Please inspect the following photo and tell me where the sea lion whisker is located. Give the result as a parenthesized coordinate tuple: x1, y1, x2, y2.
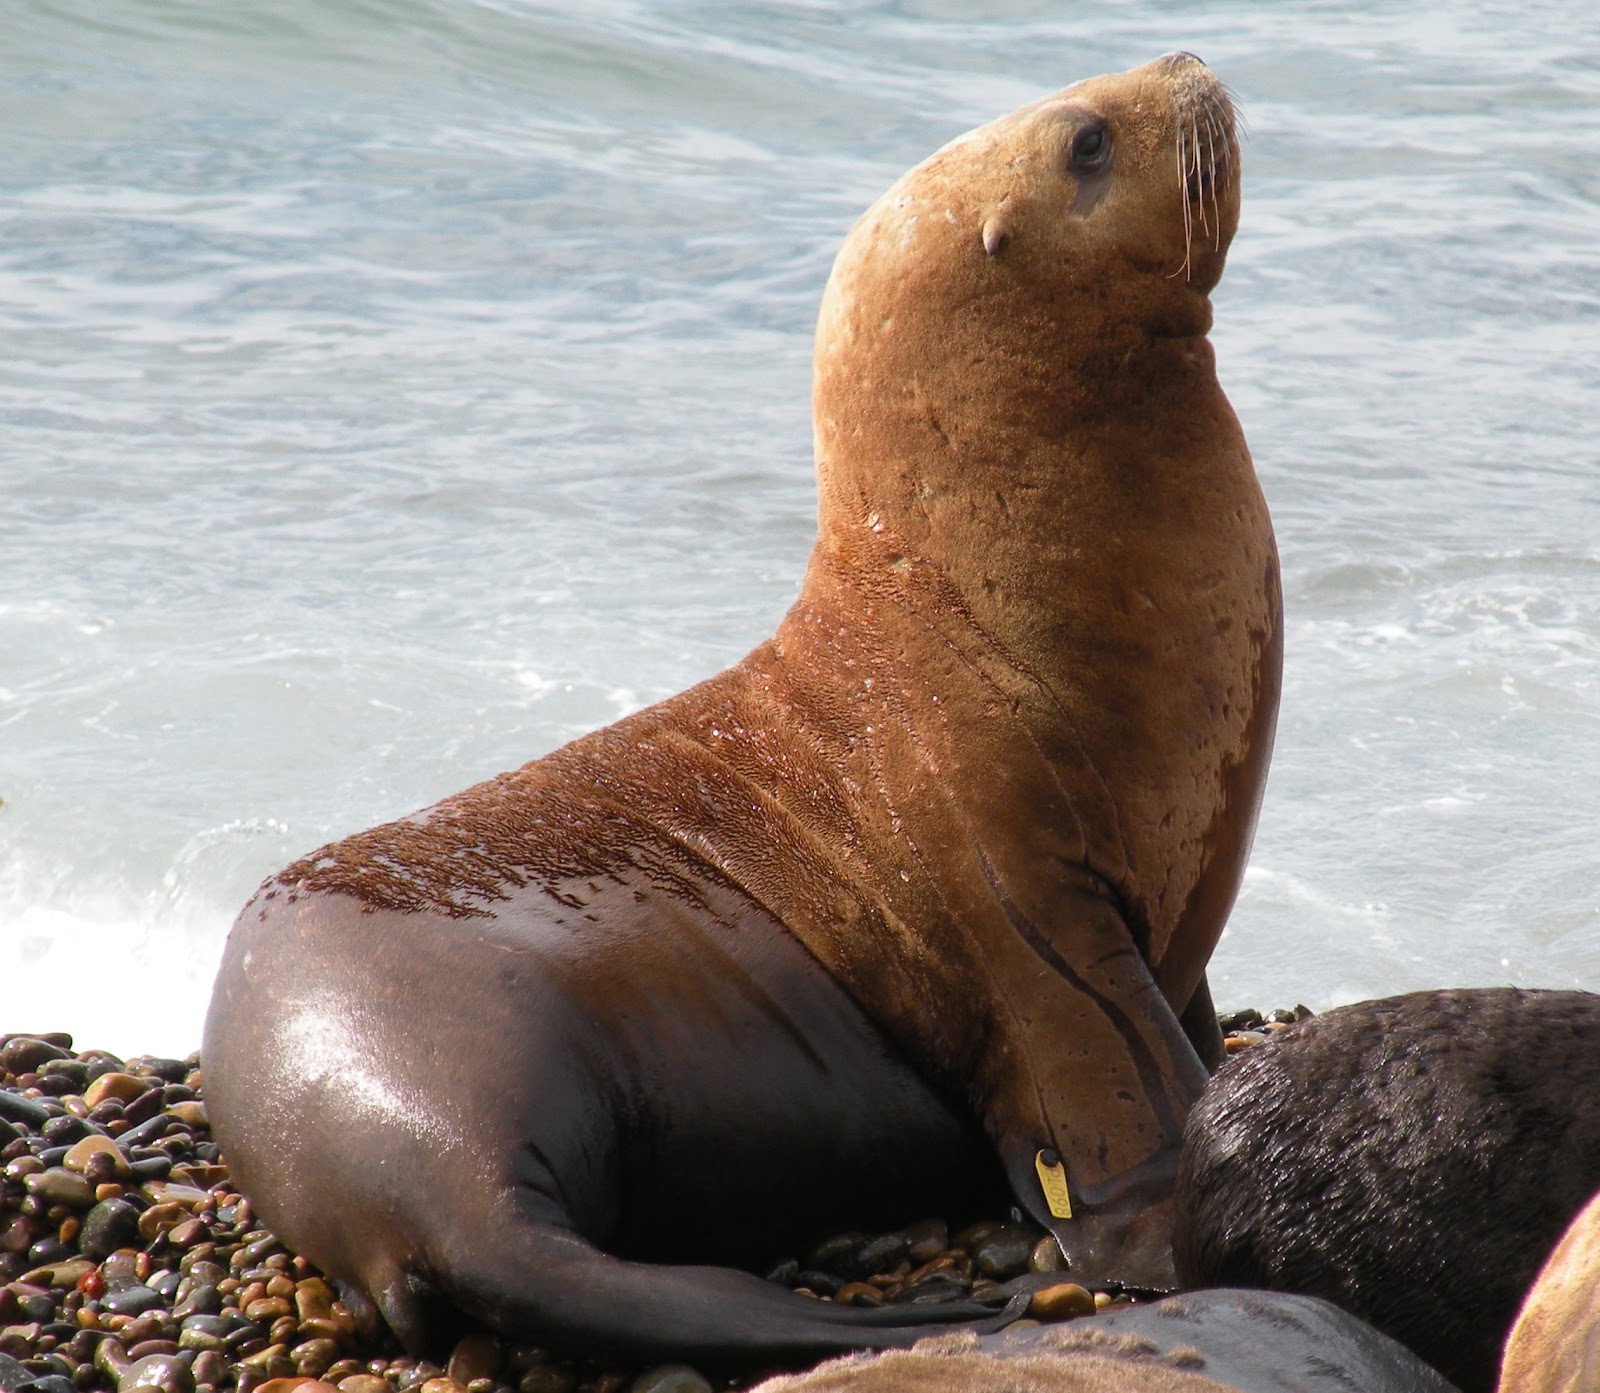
(1204, 113, 1222, 251)
(1174, 124, 1193, 280)
(1190, 112, 1209, 237)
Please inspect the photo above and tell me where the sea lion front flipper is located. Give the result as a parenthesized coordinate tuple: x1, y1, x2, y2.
(997, 1139, 1180, 1292)
(1179, 972, 1225, 1073)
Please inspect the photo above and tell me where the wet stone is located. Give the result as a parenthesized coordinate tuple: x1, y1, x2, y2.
(11, 1289, 56, 1321)
(120, 1352, 194, 1393)
(445, 1335, 499, 1387)
(120, 1090, 166, 1130)
(172, 1284, 221, 1320)
(0, 1040, 70, 1075)
(1027, 1235, 1065, 1273)
(119, 1318, 166, 1349)
(849, 1233, 910, 1277)
(290, 1341, 339, 1378)
(0, 1352, 30, 1392)
(804, 1233, 866, 1274)
(334, 1378, 388, 1393)
(0, 1094, 51, 1131)
(628, 1367, 713, 1393)
(128, 1340, 183, 1361)
(902, 1219, 947, 1265)
(189, 1351, 227, 1389)
(24, 1171, 95, 1210)
(64, 1136, 132, 1181)
(101, 1286, 166, 1318)
(81, 1200, 143, 1262)
(21, 1257, 93, 1289)
(971, 1225, 1036, 1280)
(516, 1369, 577, 1393)
(790, 1270, 841, 1297)
(138, 1206, 191, 1245)
(19, 1377, 73, 1393)
(40, 1115, 92, 1147)
(167, 1220, 208, 1250)
(1028, 1282, 1096, 1320)
(130, 1060, 189, 1086)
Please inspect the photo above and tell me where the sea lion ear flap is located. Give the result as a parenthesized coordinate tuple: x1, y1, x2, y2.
(982, 216, 1011, 257)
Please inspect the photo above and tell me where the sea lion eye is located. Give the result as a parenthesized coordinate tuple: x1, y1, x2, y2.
(1069, 121, 1112, 173)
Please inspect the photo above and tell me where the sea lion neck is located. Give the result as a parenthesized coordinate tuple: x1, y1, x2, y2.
(803, 273, 1238, 676)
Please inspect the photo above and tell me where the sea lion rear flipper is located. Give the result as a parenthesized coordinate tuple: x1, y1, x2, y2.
(440, 1224, 1025, 1364)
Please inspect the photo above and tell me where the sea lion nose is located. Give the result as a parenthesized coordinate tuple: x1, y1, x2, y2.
(1160, 51, 1207, 71)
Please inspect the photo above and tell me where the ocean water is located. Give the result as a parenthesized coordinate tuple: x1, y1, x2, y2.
(3, 1, 1597, 1058)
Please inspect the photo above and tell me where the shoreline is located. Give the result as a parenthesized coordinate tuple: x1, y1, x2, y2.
(0, 1015, 1299, 1393)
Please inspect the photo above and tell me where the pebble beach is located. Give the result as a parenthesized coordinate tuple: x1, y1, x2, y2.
(0, 1012, 1300, 1393)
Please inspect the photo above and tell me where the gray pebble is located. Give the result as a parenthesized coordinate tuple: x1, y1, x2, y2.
(629, 1366, 713, 1393)
(172, 1283, 222, 1319)
(850, 1233, 911, 1276)
(101, 1285, 167, 1318)
(791, 1269, 842, 1296)
(804, 1231, 866, 1273)
(0, 1037, 70, 1074)
(517, 1369, 577, 1393)
(0, 1353, 30, 1393)
(23, 1168, 95, 1208)
(81, 1199, 143, 1261)
(118, 1353, 193, 1393)
(0, 1090, 52, 1128)
(971, 1224, 1036, 1280)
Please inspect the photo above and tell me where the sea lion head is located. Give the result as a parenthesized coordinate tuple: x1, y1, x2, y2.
(812, 51, 1245, 549)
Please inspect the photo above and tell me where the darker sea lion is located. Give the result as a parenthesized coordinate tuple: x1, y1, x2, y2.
(205, 52, 1280, 1364)
(1174, 987, 1600, 1393)
(1499, 1186, 1600, 1390)
(748, 1290, 1458, 1392)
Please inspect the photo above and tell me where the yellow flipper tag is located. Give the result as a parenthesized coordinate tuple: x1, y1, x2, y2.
(1035, 1147, 1072, 1219)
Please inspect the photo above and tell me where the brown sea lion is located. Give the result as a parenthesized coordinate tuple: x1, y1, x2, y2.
(204, 51, 1280, 1364)
(748, 1291, 1458, 1392)
(1500, 1186, 1600, 1390)
(1174, 987, 1600, 1393)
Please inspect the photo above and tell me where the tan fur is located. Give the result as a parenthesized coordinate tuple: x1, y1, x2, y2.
(753, 1348, 1232, 1393)
(1500, 1188, 1600, 1390)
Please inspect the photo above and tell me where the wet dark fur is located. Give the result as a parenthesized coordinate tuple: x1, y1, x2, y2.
(1174, 987, 1600, 1393)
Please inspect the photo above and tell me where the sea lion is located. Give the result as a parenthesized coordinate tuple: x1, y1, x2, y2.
(1174, 988, 1600, 1393)
(205, 51, 1280, 1364)
(747, 1291, 1458, 1392)
(1499, 1186, 1600, 1391)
